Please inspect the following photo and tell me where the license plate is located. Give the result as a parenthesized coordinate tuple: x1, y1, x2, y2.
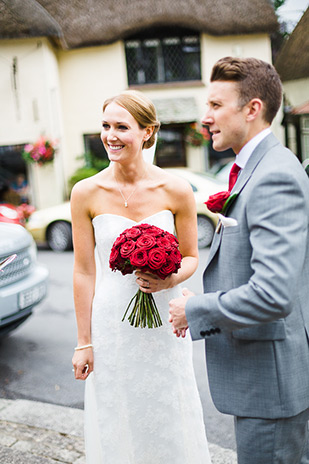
(18, 284, 47, 310)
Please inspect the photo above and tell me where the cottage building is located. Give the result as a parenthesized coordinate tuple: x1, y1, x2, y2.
(275, 7, 309, 167)
(0, 0, 278, 208)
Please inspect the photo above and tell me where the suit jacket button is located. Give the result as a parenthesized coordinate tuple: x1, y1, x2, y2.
(200, 331, 206, 337)
(205, 330, 211, 336)
(215, 328, 221, 333)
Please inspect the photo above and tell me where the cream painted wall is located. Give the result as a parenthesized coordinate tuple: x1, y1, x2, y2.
(282, 79, 309, 107)
(58, 42, 127, 181)
(0, 37, 65, 208)
(0, 32, 283, 208)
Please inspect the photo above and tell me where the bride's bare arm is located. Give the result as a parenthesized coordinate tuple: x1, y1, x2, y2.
(136, 175, 198, 293)
(71, 181, 96, 380)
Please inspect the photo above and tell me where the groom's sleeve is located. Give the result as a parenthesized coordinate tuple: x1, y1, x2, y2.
(186, 294, 221, 341)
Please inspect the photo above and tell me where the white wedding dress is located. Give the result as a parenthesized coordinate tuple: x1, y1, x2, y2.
(84, 210, 211, 463)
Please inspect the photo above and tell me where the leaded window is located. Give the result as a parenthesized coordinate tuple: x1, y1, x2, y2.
(125, 29, 201, 85)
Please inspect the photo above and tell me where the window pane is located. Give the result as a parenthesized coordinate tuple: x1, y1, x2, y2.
(155, 127, 186, 167)
(142, 42, 160, 83)
(125, 41, 144, 85)
(162, 39, 183, 82)
(182, 36, 201, 80)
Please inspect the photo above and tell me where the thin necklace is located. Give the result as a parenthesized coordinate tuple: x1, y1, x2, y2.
(113, 167, 147, 208)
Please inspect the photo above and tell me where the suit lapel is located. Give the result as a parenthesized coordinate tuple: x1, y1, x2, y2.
(231, 133, 279, 195)
(205, 133, 279, 269)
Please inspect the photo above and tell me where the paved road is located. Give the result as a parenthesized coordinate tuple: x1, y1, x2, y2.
(0, 246, 236, 452)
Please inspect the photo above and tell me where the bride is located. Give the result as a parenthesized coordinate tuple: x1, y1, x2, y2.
(71, 90, 211, 463)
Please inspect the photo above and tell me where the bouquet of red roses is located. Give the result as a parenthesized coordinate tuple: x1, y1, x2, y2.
(109, 223, 182, 328)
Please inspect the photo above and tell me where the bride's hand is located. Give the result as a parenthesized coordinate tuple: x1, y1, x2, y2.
(72, 348, 94, 381)
(135, 271, 174, 293)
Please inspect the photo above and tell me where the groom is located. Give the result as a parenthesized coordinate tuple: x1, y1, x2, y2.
(169, 57, 309, 463)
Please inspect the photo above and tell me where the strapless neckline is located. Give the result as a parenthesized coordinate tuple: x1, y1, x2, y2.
(92, 209, 173, 224)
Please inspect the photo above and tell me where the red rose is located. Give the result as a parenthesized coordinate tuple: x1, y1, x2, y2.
(130, 248, 149, 268)
(125, 227, 142, 239)
(138, 223, 152, 230)
(121, 263, 134, 275)
(113, 234, 126, 248)
(148, 247, 166, 270)
(156, 236, 173, 250)
(205, 190, 230, 213)
(157, 256, 177, 279)
(164, 231, 179, 247)
(120, 240, 136, 258)
(136, 234, 156, 249)
(169, 248, 182, 269)
(109, 247, 121, 269)
(145, 225, 163, 236)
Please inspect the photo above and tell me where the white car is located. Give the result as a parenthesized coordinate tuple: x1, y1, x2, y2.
(26, 202, 72, 252)
(27, 168, 226, 251)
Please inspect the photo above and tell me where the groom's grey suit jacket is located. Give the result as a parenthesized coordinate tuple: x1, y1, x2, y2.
(186, 133, 309, 419)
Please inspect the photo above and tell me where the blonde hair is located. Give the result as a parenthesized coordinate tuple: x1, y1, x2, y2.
(103, 90, 160, 149)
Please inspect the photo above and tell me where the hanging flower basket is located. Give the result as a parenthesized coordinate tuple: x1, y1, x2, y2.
(185, 123, 210, 147)
(22, 136, 57, 166)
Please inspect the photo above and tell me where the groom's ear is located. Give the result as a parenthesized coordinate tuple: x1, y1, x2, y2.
(245, 98, 263, 122)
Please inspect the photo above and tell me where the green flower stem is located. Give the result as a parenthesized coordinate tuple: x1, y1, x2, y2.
(221, 192, 239, 215)
(122, 289, 163, 328)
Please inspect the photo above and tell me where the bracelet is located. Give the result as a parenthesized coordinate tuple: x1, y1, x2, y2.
(74, 344, 93, 351)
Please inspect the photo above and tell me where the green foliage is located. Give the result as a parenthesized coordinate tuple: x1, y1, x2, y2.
(82, 151, 110, 171)
(67, 151, 110, 194)
(68, 167, 99, 193)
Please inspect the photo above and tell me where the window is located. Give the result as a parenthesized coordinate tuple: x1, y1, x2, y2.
(83, 134, 110, 170)
(125, 28, 201, 86)
(155, 126, 186, 167)
(0, 144, 28, 204)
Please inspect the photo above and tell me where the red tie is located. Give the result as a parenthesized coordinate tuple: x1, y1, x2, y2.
(228, 163, 241, 192)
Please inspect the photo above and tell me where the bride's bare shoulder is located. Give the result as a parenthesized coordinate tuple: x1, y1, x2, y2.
(152, 166, 192, 195)
(71, 169, 111, 198)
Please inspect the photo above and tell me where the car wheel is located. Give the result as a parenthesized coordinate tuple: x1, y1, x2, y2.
(197, 215, 215, 248)
(47, 221, 72, 252)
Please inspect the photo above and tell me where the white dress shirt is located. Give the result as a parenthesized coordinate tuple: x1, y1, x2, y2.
(235, 127, 272, 170)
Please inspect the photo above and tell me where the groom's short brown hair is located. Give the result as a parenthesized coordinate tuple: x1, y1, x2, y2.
(210, 57, 282, 124)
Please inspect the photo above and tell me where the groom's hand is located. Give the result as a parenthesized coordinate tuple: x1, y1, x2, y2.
(169, 288, 194, 336)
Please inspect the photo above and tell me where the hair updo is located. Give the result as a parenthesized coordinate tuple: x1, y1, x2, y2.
(103, 90, 161, 149)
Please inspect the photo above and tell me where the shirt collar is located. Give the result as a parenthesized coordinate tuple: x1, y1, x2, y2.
(236, 127, 272, 169)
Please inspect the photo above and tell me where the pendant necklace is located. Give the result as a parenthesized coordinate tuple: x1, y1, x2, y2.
(114, 168, 146, 208)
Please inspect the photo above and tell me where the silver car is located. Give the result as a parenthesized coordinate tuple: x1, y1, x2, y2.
(0, 223, 49, 336)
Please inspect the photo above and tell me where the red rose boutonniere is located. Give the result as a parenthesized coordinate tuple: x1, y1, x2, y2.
(205, 191, 239, 215)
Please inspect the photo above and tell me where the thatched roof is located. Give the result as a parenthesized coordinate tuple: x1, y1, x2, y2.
(0, 0, 278, 50)
(275, 8, 309, 82)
